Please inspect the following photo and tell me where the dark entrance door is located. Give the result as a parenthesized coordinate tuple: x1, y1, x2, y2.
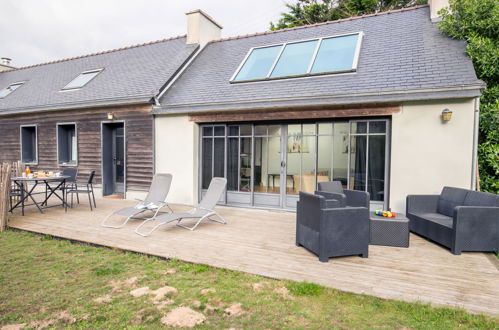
(102, 122, 125, 196)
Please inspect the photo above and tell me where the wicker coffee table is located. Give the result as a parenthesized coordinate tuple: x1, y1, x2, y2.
(370, 214, 409, 247)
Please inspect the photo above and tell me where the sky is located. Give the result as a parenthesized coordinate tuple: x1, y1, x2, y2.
(1, 0, 289, 68)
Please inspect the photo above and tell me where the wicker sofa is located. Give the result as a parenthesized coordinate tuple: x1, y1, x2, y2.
(296, 191, 369, 262)
(406, 187, 499, 255)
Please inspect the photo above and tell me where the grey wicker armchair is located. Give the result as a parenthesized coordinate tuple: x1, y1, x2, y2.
(317, 181, 370, 208)
(296, 191, 369, 262)
(407, 186, 499, 255)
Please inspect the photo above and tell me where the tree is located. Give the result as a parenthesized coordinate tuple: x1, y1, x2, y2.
(439, 0, 499, 193)
(269, 0, 427, 30)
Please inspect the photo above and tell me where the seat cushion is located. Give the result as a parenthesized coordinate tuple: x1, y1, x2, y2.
(463, 190, 499, 207)
(437, 187, 468, 217)
(413, 212, 453, 228)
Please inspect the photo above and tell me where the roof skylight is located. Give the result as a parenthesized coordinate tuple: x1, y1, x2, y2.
(232, 32, 363, 82)
(0, 82, 24, 98)
(62, 69, 102, 90)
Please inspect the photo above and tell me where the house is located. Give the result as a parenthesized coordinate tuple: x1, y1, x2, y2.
(153, 2, 484, 212)
(0, 1, 484, 212)
(0, 25, 202, 198)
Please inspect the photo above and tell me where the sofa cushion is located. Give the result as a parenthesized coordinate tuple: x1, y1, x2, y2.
(463, 190, 499, 207)
(318, 181, 344, 194)
(437, 187, 468, 217)
(413, 212, 454, 228)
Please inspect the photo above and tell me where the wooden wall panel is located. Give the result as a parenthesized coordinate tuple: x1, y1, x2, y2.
(0, 104, 154, 192)
(189, 104, 400, 123)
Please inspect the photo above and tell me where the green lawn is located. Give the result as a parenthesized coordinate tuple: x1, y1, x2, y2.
(0, 230, 497, 329)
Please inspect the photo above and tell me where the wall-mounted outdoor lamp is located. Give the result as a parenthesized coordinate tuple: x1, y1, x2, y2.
(107, 112, 115, 120)
(441, 108, 452, 122)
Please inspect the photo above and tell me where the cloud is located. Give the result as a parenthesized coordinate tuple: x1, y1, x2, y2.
(0, 0, 288, 67)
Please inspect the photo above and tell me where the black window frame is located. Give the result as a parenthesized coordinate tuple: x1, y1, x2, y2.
(56, 122, 78, 166)
(20, 124, 38, 165)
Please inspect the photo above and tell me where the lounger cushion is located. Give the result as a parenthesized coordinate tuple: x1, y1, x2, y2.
(437, 187, 468, 217)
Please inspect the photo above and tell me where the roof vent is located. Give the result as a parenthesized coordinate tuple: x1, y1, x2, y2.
(186, 9, 222, 47)
(1, 57, 12, 66)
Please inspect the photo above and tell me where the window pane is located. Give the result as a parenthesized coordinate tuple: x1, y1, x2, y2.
(254, 125, 267, 136)
(228, 126, 239, 136)
(287, 124, 301, 135)
(202, 139, 213, 189)
(227, 138, 239, 191)
(311, 34, 359, 73)
(64, 70, 101, 89)
(214, 126, 225, 136)
(240, 125, 252, 136)
(21, 126, 37, 163)
(318, 123, 333, 135)
(234, 45, 282, 81)
(302, 124, 316, 135)
(334, 122, 349, 135)
(240, 138, 252, 192)
(270, 40, 318, 77)
(268, 125, 281, 136)
(202, 126, 213, 136)
(369, 121, 386, 133)
(351, 122, 367, 134)
(57, 124, 77, 164)
(368, 135, 386, 201)
(0, 82, 23, 98)
(213, 138, 225, 177)
(349, 135, 367, 191)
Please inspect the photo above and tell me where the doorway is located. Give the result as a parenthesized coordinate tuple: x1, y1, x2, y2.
(102, 122, 125, 196)
(200, 119, 390, 210)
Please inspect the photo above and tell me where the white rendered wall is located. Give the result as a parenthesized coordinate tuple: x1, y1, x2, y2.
(155, 115, 199, 205)
(390, 98, 475, 213)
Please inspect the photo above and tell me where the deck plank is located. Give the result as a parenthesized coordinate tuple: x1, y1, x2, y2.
(7, 199, 499, 316)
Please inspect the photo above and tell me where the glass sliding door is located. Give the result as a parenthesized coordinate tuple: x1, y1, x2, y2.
(253, 125, 282, 208)
(199, 119, 389, 210)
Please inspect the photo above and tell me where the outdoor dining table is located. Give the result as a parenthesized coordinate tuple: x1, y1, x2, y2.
(10, 176, 70, 216)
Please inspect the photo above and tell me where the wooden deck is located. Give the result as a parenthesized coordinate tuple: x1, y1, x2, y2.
(7, 198, 499, 316)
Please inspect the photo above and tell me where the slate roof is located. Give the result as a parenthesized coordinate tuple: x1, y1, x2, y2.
(155, 6, 484, 114)
(0, 36, 198, 115)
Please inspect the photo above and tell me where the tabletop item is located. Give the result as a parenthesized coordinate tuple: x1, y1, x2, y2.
(374, 209, 396, 218)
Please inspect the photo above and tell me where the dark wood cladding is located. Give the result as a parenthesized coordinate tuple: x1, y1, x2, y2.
(0, 104, 154, 192)
(189, 104, 400, 123)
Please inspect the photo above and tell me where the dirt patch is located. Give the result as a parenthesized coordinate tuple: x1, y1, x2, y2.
(131, 309, 153, 325)
(251, 282, 268, 292)
(164, 268, 177, 275)
(151, 286, 178, 301)
(161, 307, 206, 328)
(27, 311, 76, 329)
(130, 286, 151, 298)
(1, 324, 26, 330)
(274, 287, 295, 300)
(200, 288, 216, 295)
(224, 303, 245, 317)
(192, 300, 202, 308)
(109, 276, 140, 292)
(93, 294, 112, 303)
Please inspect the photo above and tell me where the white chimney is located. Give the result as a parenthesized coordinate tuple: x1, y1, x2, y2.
(429, 0, 450, 21)
(186, 9, 222, 48)
(0, 57, 14, 72)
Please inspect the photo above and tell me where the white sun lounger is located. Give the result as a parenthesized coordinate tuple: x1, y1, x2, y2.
(134, 177, 227, 237)
(101, 173, 173, 229)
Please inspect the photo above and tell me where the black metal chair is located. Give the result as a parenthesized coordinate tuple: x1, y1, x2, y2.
(45, 168, 79, 206)
(66, 171, 96, 211)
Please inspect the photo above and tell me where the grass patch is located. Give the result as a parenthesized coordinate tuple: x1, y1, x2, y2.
(0, 230, 497, 329)
(287, 281, 323, 296)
